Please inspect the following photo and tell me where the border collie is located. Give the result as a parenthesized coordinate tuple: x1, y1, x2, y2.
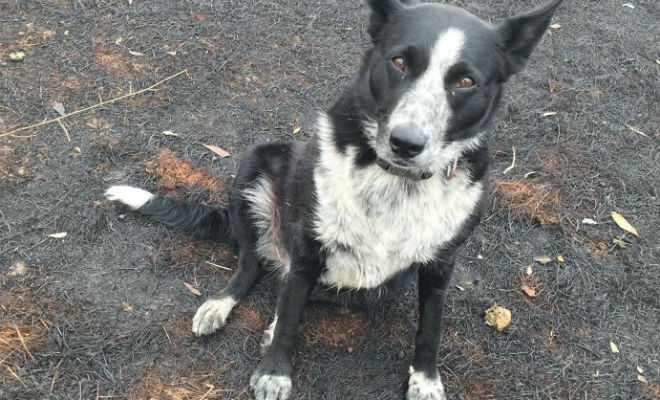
(106, 0, 562, 398)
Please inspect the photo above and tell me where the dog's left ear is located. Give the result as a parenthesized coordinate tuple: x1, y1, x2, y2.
(496, 0, 563, 78)
(367, 0, 406, 40)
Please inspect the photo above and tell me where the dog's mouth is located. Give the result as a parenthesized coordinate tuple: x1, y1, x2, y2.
(376, 157, 433, 181)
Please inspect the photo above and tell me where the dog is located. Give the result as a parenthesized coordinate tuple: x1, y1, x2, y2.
(105, 0, 562, 398)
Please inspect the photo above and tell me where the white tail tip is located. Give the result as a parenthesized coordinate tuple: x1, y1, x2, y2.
(105, 185, 155, 210)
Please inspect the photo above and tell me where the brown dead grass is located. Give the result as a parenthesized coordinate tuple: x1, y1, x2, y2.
(94, 50, 129, 75)
(161, 238, 229, 269)
(0, 289, 58, 384)
(641, 382, 660, 398)
(494, 179, 563, 225)
(302, 306, 366, 347)
(130, 373, 227, 400)
(232, 304, 263, 331)
(539, 146, 597, 179)
(146, 149, 219, 199)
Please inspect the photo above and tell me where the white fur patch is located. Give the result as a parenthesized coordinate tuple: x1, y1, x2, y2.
(314, 114, 483, 289)
(191, 296, 238, 336)
(250, 372, 292, 400)
(260, 316, 278, 352)
(243, 176, 291, 275)
(375, 28, 472, 174)
(407, 367, 447, 400)
(105, 185, 154, 210)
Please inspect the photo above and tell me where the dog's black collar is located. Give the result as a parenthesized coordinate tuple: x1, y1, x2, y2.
(376, 157, 459, 182)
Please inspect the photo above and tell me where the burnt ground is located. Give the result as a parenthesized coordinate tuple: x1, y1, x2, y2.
(1, 0, 659, 399)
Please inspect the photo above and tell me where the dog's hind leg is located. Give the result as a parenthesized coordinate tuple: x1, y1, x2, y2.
(192, 197, 263, 336)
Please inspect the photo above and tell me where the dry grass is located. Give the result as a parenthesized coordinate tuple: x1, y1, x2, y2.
(130, 373, 227, 400)
(146, 149, 219, 199)
(493, 179, 563, 225)
(302, 306, 365, 347)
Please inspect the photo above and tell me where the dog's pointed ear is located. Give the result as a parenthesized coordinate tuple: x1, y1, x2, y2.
(496, 0, 563, 77)
(367, 0, 405, 40)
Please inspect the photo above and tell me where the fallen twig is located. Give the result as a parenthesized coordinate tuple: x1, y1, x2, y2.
(503, 146, 516, 175)
(0, 69, 189, 139)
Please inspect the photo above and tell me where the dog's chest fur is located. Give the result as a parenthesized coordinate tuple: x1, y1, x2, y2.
(312, 115, 483, 289)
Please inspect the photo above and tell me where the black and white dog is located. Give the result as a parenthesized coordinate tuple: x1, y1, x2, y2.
(106, 0, 562, 398)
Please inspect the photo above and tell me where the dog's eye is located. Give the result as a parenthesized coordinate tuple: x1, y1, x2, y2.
(392, 56, 406, 71)
(457, 76, 475, 88)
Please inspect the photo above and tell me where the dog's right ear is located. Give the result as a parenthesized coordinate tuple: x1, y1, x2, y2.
(367, 0, 405, 40)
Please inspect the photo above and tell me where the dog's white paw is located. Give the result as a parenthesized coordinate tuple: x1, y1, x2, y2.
(407, 368, 446, 400)
(260, 316, 278, 354)
(191, 297, 237, 336)
(105, 185, 154, 210)
(250, 372, 292, 400)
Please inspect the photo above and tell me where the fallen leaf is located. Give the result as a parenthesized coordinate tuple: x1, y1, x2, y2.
(524, 171, 536, 178)
(183, 282, 201, 296)
(613, 238, 627, 248)
(161, 130, 178, 136)
(637, 366, 644, 374)
(121, 301, 134, 312)
(557, 255, 565, 263)
(114, 37, 123, 45)
(52, 102, 65, 117)
(610, 341, 620, 354)
(582, 218, 598, 225)
(656, 60, 660, 65)
(7, 262, 27, 277)
(625, 124, 648, 137)
(638, 375, 648, 383)
(526, 266, 533, 276)
(292, 126, 301, 134)
(484, 304, 512, 332)
(541, 111, 558, 117)
(9, 51, 25, 61)
(622, 3, 634, 9)
(549, 23, 561, 29)
(455, 285, 465, 291)
(167, 51, 177, 56)
(128, 50, 144, 56)
(611, 211, 640, 237)
(521, 282, 537, 298)
(48, 232, 67, 238)
(534, 256, 552, 264)
(202, 143, 230, 158)
(476, 253, 484, 260)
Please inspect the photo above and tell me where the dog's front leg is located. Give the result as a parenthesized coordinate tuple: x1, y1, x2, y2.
(250, 240, 323, 400)
(407, 259, 454, 400)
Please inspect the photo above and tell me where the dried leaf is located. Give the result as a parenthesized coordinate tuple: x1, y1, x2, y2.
(183, 282, 201, 296)
(292, 126, 301, 134)
(114, 37, 123, 45)
(9, 51, 25, 61)
(637, 366, 644, 374)
(202, 143, 230, 158)
(534, 256, 553, 264)
(611, 211, 640, 237)
(161, 130, 178, 136)
(582, 218, 598, 225)
(624, 124, 648, 137)
(613, 238, 627, 248)
(52, 102, 66, 116)
(622, 3, 634, 9)
(484, 304, 512, 332)
(455, 285, 465, 291)
(521, 283, 537, 298)
(74, 146, 82, 153)
(128, 50, 144, 56)
(610, 341, 620, 354)
(47, 232, 67, 238)
(167, 51, 177, 56)
(526, 266, 533, 276)
(637, 375, 647, 383)
(557, 255, 565, 263)
(476, 253, 484, 260)
(549, 23, 561, 29)
(121, 301, 134, 312)
(541, 111, 558, 117)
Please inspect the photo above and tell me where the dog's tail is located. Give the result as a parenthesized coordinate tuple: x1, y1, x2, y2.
(105, 185, 234, 243)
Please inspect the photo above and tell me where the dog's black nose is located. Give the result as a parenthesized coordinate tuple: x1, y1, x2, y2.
(389, 126, 427, 158)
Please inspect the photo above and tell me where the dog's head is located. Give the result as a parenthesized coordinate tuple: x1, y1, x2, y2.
(358, 0, 563, 180)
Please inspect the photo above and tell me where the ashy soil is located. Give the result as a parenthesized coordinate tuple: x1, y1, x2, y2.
(1, 0, 659, 399)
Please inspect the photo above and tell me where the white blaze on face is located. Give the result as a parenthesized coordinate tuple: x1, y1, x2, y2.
(385, 28, 466, 165)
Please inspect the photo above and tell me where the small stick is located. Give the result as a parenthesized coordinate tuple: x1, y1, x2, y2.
(56, 118, 71, 142)
(503, 146, 516, 175)
(206, 260, 232, 271)
(0, 69, 189, 138)
(14, 324, 34, 360)
(5, 365, 27, 387)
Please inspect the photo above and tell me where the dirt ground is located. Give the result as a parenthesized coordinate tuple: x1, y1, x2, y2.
(1, 0, 659, 399)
